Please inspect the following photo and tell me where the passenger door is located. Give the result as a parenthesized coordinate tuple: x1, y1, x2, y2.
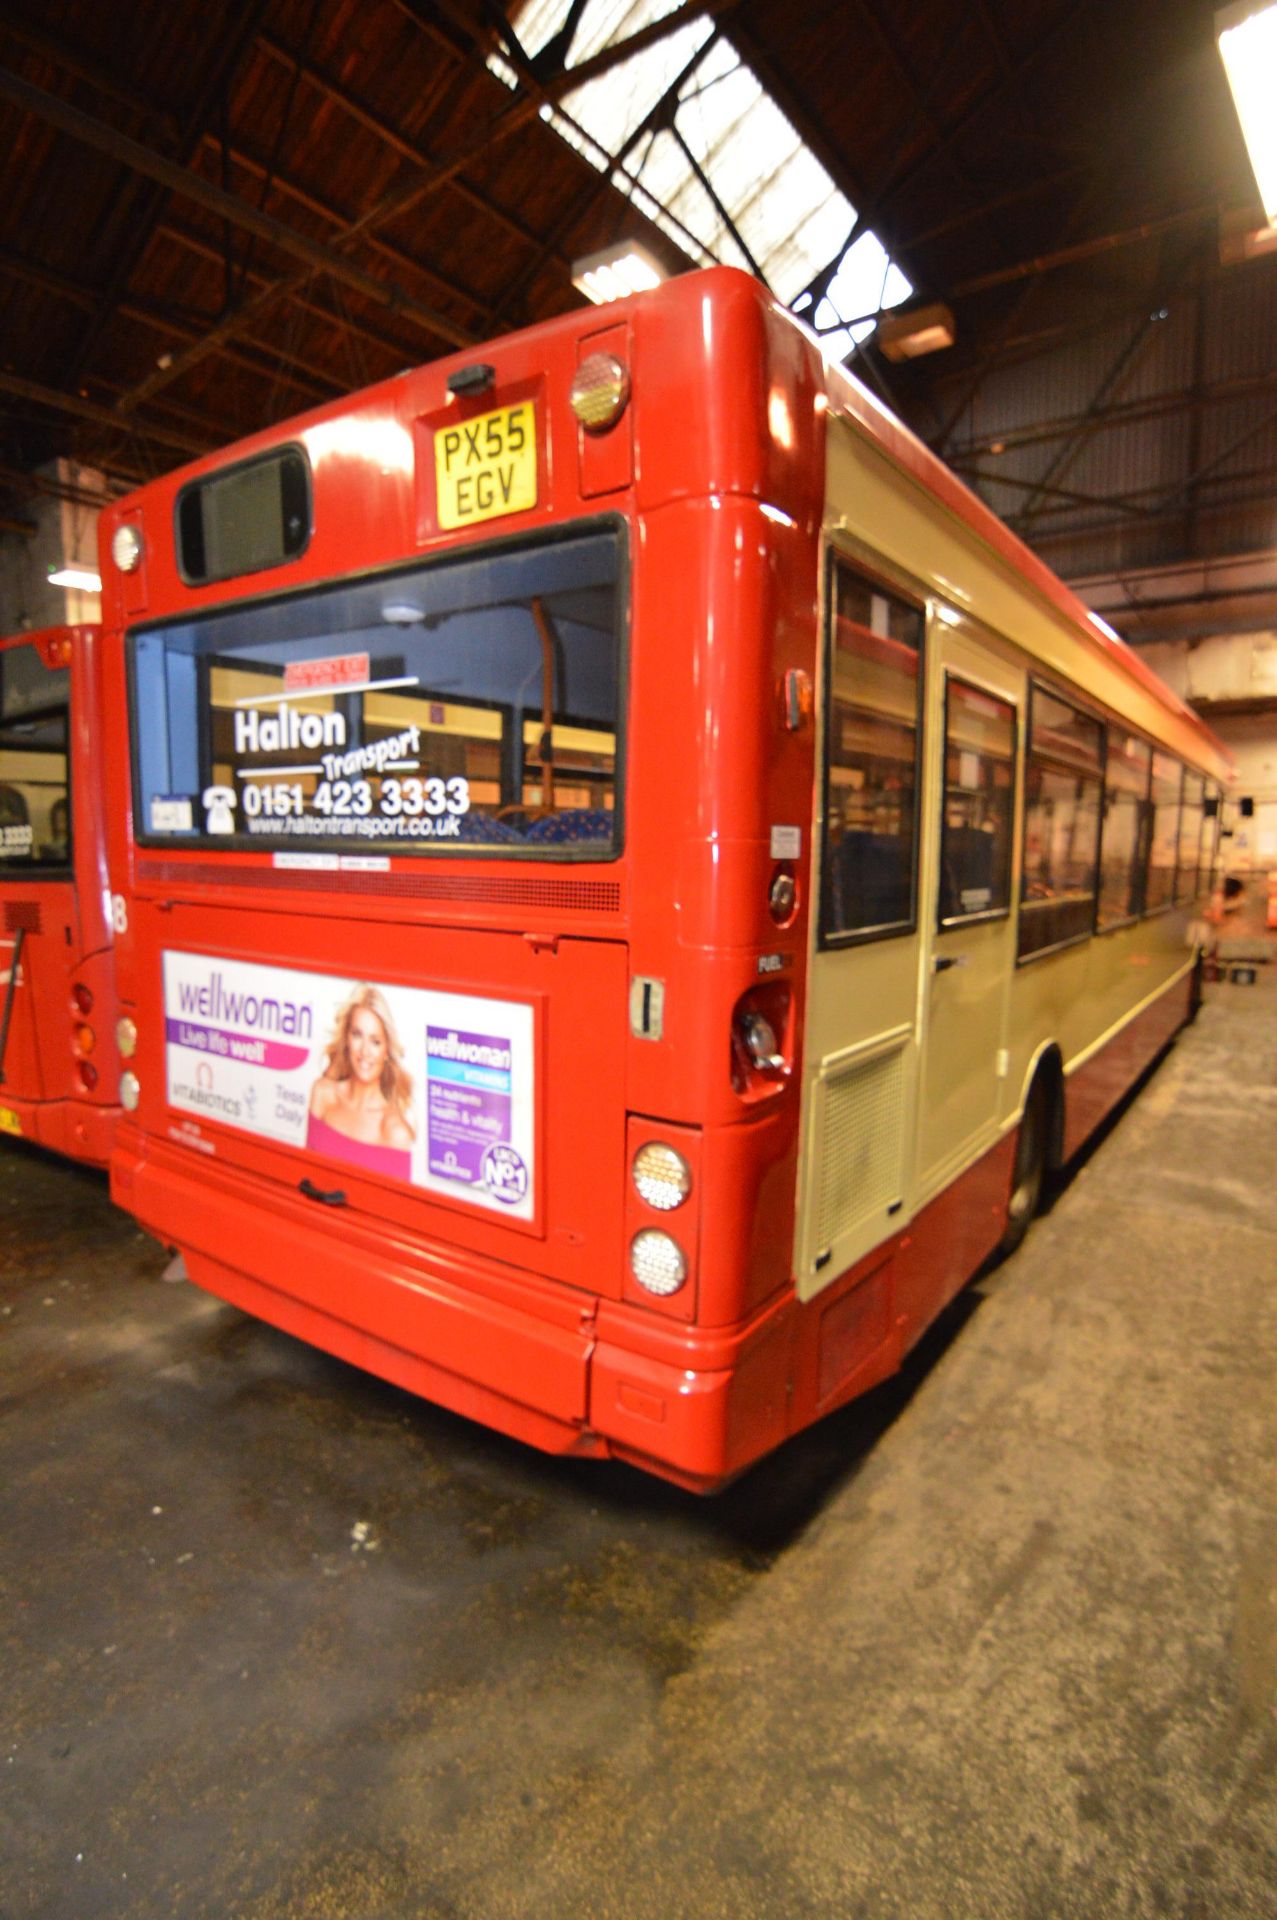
(914, 620, 1021, 1200)
(795, 551, 927, 1298)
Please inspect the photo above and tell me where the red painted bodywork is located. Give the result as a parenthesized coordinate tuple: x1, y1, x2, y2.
(97, 269, 1200, 1490)
(0, 625, 120, 1167)
(1061, 972, 1192, 1161)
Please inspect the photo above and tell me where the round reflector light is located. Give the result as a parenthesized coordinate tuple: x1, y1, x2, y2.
(116, 1016, 138, 1059)
(111, 524, 143, 573)
(119, 1071, 141, 1112)
(632, 1141, 692, 1211)
(569, 354, 630, 433)
(630, 1229, 688, 1297)
(768, 871, 797, 924)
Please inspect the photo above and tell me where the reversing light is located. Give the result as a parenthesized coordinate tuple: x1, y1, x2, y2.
(570, 354, 630, 434)
(111, 524, 143, 573)
(116, 1016, 138, 1059)
(120, 1071, 141, 1112)
(72, 983, 94, 1016)
(630, 1229, 688, 1297)
(72, 1023, 96, 1057)
(632, 1141, 692, 1212)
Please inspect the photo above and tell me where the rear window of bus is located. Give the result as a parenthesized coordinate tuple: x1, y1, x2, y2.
(0, 644, 70, 873)
(129, 524, 624, 860)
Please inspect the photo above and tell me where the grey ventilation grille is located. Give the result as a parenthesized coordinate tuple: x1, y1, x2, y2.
(815, 1039, 907, 1250)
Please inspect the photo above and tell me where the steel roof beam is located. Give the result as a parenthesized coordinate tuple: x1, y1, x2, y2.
(944, 368, 1277, 460)
(0, 65, 473, 351)
(0, 244, 332, 407)
(60, 0, 274, 390)
(254, 32, 564, 286)
(107, 0, 738, 424)
(0, 371, 206, 458)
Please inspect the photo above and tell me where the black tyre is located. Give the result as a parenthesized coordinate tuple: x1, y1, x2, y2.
(1000, 1076, 1047, 1255)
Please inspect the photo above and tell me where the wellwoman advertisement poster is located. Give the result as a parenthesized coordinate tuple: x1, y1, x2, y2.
(162, 950, 535, 1220)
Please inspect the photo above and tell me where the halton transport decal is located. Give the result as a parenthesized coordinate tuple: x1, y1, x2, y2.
(162, 951, 535, 1219)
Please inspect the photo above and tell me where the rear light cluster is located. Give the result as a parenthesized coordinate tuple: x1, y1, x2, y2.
(116, 1017, 140, 1110)
(626, 1122, 700, 1315)
(629, 1226, 688, 1297)
(70, 984, 97, 1090)
(629, 1141, 692, 1297)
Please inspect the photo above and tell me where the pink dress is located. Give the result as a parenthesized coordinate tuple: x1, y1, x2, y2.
(306, 1110, 412, 1182)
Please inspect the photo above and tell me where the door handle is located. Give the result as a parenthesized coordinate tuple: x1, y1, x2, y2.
(933, 953, 967, 973)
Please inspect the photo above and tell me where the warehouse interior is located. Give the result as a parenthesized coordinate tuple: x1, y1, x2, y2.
(2, 3, 1277, 1915)
(3, 0, 1277, 835)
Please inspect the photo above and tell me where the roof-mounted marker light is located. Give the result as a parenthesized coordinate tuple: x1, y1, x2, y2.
(570, 354, 630, 434)
(111, 524, 143, 573)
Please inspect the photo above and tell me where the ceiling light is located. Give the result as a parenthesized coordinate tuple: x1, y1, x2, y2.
(571, 242, 666, 306)
(1217, 2, 1277, 219)
(48, 565, 102, 593)
(875, 302, 956, 363)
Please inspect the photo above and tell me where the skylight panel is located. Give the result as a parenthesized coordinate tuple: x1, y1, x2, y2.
(491, 0, 913, 359)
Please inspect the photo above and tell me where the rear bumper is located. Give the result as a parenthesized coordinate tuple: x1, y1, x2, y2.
(0, 1092, 119, 1168)
(112, 1129, 796, 1489)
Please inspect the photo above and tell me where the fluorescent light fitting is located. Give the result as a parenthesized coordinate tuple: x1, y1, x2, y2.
(875, 302, 955, 363)
(1217, 1, 1277, 220)
(48, 565, 102, 593)
(571, 242, 666, 306)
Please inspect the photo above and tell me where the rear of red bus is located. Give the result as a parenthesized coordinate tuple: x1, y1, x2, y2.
(0, 625, 119, 1166)
(98, 267, 827, 1491)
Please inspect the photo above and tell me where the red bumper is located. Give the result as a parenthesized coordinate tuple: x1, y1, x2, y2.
(112, 1129, 797, 1489)
(0, 1093, 119, 1168)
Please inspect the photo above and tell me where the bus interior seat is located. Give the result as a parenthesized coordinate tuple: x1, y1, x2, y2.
(523, 809, 613, 844)
(834, 828, 911, 929)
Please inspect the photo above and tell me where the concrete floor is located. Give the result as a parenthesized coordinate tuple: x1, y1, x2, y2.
(4, 964, 1277, 1919)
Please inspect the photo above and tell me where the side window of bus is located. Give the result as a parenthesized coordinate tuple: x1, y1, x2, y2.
(1144, 751, 1182, 913)
(1098, 731, 1151, 928)
(821, 563, 923, 942)
(1176, 771, 1205, 904)
(1019, 683, 1103, 958)
(937, 677, 1015, 924)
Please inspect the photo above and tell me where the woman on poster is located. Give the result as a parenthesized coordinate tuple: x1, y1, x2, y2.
(306, 984, 415, 1181)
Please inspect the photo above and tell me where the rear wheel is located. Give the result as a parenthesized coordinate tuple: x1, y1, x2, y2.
(1001, 1076, 1047, 1254)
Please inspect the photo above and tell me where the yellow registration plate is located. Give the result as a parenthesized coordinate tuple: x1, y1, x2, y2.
(434, 401, 537, 531)
(0, 1105, 22, 1137)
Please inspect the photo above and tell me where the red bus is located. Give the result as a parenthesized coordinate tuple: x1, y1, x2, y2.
(98, 267, 1228, 1491)
(0, 624, 120, 1166)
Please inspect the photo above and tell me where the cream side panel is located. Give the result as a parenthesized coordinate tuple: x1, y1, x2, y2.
(825, 422, 1226, 781)
(1005, 914, 1193, 1110)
